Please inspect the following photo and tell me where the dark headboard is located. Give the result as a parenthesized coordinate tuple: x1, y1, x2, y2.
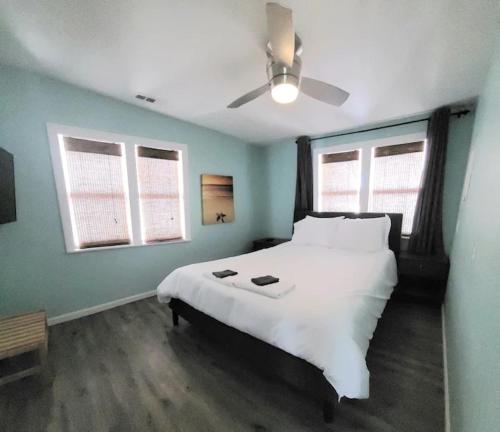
(295, 210, 403, 261)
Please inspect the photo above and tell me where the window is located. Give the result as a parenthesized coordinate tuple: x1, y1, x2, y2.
(48, 124, 190, 252)
(314, 133, 427, 236)
(320, 150, 361, 212)
(369, 142, 426, 234)
(136, 146, 184, 243)
(62, 137, 131, 248)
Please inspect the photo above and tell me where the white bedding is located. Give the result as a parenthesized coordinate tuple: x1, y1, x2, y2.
(157, 242, 397, 399)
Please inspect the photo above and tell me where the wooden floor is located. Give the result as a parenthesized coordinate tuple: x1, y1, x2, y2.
(0, 297, 444, 432)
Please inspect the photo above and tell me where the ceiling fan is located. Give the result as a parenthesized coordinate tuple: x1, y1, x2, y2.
(227, 2, 350, 109)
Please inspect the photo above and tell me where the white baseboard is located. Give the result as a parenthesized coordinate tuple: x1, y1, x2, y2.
(442, 305, 451, 432)
(47, 290, 156, 326)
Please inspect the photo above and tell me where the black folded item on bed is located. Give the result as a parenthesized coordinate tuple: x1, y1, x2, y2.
(251, 275, 280, 286)
(212, 270, 238, 278)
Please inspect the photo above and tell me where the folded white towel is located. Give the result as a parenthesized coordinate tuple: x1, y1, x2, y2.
(203, 272, 295, 299)
(232, 277, 295, 299)
(203, 272, 236, 287)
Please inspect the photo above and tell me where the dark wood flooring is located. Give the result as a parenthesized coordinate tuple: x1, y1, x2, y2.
(0, 297, 444, 432)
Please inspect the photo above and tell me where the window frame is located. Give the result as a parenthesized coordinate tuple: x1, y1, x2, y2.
(47, 123, 191, 253)
(313, 132, 427, 232)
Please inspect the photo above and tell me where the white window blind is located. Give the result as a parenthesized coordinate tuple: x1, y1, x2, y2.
(320, 150, 360, 212)
(369, 141, 426, 235)
(137, 146, 183, 243)
(62, 137, 131, 249)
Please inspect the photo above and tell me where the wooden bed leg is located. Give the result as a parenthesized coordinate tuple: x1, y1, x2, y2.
(172, 311, 179, 327)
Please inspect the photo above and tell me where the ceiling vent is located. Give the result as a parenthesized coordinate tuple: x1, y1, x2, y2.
(135, 94, 156, 103)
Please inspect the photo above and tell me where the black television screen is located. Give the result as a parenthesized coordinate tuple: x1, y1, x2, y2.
(0, 147, 16, 224)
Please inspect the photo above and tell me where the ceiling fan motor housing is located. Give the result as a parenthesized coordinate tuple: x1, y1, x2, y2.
(267, 55, 302, 90)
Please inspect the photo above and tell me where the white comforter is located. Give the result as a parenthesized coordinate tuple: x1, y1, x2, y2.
(157, 243, 397, 399)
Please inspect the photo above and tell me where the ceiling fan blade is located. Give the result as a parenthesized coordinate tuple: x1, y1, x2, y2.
(266, 3, 295, 67)
(227, 84, 269, 108)
(301, 77, 350, 106)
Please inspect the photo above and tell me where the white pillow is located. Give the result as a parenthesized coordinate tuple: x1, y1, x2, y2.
(332, 216, 391, 252)
(291, 216, 344, 248)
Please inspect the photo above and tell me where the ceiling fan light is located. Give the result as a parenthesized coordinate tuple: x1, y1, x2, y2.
(271, 83, 299, 104)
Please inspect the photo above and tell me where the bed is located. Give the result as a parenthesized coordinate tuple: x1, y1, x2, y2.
(157, 211, 403, 421)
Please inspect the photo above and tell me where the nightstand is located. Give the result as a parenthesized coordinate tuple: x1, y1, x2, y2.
(253, 238, 291, 251)
(394, 252, 450, 306)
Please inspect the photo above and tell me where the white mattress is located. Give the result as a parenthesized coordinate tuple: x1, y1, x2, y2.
(157, 242, 397, 399)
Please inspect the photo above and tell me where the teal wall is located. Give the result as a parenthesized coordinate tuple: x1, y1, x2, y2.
(0, 62, 479, 328)
(0, 65, 267, 318)
(445, 41, 500, 432)
(262, 113, 475, 253)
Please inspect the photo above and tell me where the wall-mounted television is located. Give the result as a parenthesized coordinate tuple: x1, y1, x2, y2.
(0, 147, 16, 224)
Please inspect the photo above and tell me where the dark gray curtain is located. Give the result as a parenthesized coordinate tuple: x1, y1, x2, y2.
(293, 136, 313, 222)
(409, 106, 451, 255)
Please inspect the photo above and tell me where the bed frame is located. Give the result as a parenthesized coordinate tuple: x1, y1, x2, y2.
(169, 211, 403, 422)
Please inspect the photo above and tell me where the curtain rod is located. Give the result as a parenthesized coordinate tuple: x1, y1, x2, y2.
(310, 109, 471, 142)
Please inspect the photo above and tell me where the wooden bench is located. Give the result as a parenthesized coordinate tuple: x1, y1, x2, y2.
(0, 311, 48, 386)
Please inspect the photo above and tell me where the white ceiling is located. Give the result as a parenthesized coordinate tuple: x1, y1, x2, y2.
(0, 0, 498, 144)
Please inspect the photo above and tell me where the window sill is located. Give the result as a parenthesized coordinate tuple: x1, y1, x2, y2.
(67, 237, 192, 254)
